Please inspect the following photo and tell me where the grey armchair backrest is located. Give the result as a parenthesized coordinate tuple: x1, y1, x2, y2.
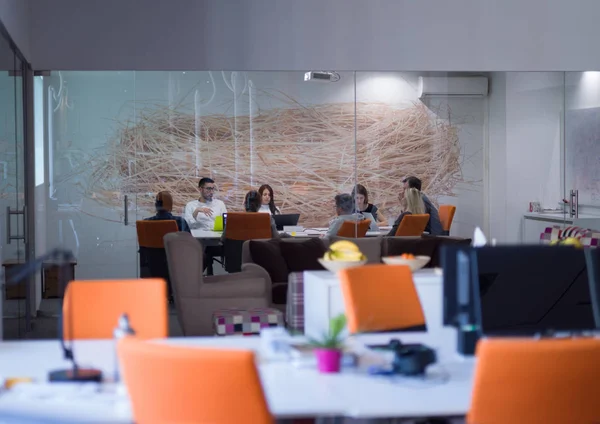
(163, 232, 203, 299)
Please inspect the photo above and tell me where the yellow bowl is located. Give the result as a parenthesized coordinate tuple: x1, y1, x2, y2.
(382, 255, 431, 271)
(318, 258, 367, 272)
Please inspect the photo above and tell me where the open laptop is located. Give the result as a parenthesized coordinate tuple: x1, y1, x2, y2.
(273, 213, 300, 231)
(360, 212, 379, 232)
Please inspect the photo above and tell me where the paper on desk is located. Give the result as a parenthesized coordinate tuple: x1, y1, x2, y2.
(472, 227, 487, 247)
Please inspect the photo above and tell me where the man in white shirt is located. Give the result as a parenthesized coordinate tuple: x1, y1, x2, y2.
(184, 177, 227, 230)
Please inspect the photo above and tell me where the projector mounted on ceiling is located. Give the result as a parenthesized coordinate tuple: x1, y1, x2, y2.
(304, 71, 341, 82)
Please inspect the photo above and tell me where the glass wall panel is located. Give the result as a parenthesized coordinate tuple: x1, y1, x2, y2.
(0, 40, 26, 339)
(355, 72, 486, 239)
(40, 71, 137, 283)
(36, 71, 358, 289)
(488, 72, 566, 244)
(564, 72, 600, 231)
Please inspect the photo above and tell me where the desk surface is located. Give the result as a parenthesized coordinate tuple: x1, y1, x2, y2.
(192, 226, 393, 239)
(0, 331, 473, 422)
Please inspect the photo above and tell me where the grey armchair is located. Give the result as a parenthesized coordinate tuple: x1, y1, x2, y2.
(164, 232, 272, 336)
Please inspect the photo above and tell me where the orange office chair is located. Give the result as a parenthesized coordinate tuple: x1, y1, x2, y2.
(118, 338, 273, 424)
(438, 205, 456, 236)
(337, 219, 371, 238)
(395, 214, 430, 236)
(224, 212, 273, 273)
(136, 220, 179, 301)
(63, 279, 168, 339)
(468, 338, 600, 424)
(339, 264, 426, 333)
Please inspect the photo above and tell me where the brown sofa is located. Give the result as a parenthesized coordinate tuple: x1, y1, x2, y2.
(242, 235, 471, 305)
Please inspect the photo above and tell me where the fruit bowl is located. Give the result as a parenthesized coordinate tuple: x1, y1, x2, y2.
(318, 258, 367, 273)
(382, 255, 431, 271)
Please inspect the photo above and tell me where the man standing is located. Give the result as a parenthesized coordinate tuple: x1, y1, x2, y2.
(402, 176, 443, 236)
(184, 177, 227, 230)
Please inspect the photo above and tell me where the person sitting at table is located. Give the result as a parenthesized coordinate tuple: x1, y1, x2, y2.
(183, 177, 227, 230)
(327, 193, 370, 237)
(221, 190, 279, 243)
(258, 184, 281, 215)
(386, 187, 425, 236)
(352, 183, 387, 225)
(145, 191, 190, 233)
(401, 176, 443, 236)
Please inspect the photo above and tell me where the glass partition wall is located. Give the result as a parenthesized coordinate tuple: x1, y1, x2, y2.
(0, 36, 27, 339)
(30, 70, 600, 337)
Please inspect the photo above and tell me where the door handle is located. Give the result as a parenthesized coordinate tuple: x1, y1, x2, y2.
(124, 195, 129, 226)
(6, 206, 26, 244)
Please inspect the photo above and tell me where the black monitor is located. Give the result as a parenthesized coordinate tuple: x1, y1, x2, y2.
(443, 245, 596, 336)
(441, 244, 473, 326)
(273, 213, 300, 231)
(584, 248, 600, 328)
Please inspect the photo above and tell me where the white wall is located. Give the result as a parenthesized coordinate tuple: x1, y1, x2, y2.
(26, 0, 600, 71)
(488, 72, 564, 243)
(0, 0, 30, 61)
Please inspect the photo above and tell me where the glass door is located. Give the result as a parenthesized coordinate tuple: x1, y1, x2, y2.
(0, 41, 27, 339)
(38, 71, 139, 289)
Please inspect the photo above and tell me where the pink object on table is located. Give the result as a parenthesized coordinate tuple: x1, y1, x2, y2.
(314, 348, 342, 373)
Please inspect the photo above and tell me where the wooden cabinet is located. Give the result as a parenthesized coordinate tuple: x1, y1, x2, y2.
(2, 259, 77, 300)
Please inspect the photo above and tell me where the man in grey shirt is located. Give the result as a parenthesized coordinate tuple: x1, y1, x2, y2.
(327, 193, 369, 237)
(402, 176, 444, 236)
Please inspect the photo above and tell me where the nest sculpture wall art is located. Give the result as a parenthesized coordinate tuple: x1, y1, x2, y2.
(85, 96, 462, 227)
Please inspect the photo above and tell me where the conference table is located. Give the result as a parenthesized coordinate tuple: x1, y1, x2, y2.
(0, 329, 474, 422)
(192, 226, 393, 240)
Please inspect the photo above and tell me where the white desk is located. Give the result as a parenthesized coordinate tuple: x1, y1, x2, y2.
(0, 331, 473, 422)
(192, 227, 393, 240)
(304, 269, 443, 340)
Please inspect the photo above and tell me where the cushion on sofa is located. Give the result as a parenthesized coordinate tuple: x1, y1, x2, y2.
(279, 238, 327, 272)
(328, 236, 382, 264)
(248, 239, 289, 283)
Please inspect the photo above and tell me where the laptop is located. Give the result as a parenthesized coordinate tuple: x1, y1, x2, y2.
(360, 212, 379, 231)
(273, 214, 300, 230)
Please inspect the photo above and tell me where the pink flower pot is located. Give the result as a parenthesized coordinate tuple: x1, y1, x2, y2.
(315, 348, 342, 373)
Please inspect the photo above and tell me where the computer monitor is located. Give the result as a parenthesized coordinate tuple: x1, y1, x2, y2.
(441, 244, 473, 326)
(584, 248, 600, 329)
(443, 245, 595, 336)
(272, 213, 300, 231)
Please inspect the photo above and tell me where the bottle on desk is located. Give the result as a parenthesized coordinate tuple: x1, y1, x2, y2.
(113, 313, 136, 382)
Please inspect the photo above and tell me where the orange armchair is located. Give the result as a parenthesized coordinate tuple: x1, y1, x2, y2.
(337, 219, 371, 238)
(339, 264, 426, 333)
(63, 278, 168, 340)
(395, 214, 430, 236)
(468, 338, 600, 424)
(118, 339, 273, 424)
(439, 205, 456, 235)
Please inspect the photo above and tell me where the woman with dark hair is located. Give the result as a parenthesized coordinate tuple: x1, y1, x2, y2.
(352, 184, 387, 225)
(258, 184, 281, 215)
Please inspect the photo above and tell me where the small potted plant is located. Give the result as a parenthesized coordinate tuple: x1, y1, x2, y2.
(309, 314, 347, 373)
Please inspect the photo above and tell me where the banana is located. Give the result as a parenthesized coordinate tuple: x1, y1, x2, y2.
(323, 240, 365, 262)
(329, 240, 359, 253)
